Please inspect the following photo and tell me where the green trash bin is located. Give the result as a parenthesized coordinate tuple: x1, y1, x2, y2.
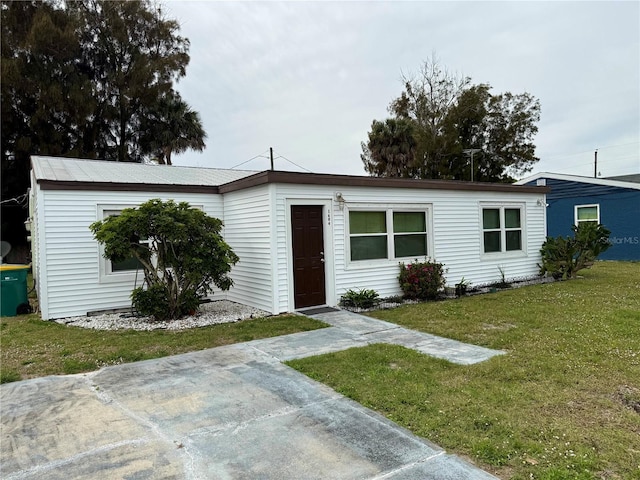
(1, 264, 30, 317)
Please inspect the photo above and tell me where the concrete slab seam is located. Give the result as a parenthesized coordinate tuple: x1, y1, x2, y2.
(2, 437, 151, 480)
(359, 326, 403, 336)
(244, 343, 290, 362)
(185, 396, 343, 440)
(82, 374, 198, 478)
(326, 395, 448, 456)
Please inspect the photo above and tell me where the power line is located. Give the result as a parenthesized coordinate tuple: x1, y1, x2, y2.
(597, 141, 640, 150)
(543, 151, 639, 171)
(229, 150, 270, 169)
(543, 141, 639, 162)
(273, 152, 313, 173)
(230, 148, 314, 173)
(0, 193, 28, 206)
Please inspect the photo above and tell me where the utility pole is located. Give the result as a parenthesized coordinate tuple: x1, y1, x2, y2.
(270, 147, 274, 171)
(594, 150, 598, 178)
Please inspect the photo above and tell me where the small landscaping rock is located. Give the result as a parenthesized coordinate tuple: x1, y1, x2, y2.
(53, 300, 269, 331)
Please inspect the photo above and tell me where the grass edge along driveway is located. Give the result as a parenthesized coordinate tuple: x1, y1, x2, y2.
(0, 314, 326, 383)
(288, 262, 640, 480)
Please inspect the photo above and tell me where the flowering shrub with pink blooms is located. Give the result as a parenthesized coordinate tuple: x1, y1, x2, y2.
(398, 260, 446, 300)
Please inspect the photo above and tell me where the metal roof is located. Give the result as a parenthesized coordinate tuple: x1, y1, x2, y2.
(604, 174, 640, 184)
(31, 156, 258, 187)
(32, 156, 547, 195)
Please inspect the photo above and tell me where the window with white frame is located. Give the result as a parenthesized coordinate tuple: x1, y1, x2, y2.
(481, 206, 523, 254)
(575, 204, 599, 226)
(348, 209, 429, 262)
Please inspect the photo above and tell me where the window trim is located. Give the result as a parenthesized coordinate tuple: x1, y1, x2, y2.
(574, 204, 600, 226)
(345, 204, 433, 267)
(480, 203, 526, 256)
(348, 210, 388, 261)
(97, 205, 145, 284)
(392, 211, 429, 259)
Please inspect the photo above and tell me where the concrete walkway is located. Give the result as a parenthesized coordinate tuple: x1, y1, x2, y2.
(1, 309, 503, 480)
(258, 309, 504, 365)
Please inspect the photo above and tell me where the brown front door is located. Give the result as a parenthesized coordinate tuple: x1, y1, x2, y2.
(291, 205, 326, 309)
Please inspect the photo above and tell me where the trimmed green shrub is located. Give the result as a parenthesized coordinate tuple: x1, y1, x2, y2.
(91, 199, 239, 320)
(539, 222, 611, 279)
(398, 260, 446, 300)
(340, 288, 380, 309)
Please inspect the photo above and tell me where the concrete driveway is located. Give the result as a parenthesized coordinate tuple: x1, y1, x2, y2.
(1, 310, 501, 479)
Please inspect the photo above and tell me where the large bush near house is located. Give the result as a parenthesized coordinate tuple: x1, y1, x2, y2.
(398, 260, 446, 300)
(539, 222, 611, 280)
(90, 199, 239, 320)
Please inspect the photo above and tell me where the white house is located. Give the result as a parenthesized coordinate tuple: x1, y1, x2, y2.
(30, 156, 549, 320)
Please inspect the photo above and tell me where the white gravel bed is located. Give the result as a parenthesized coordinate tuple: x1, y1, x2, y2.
(53, 300, 270, 331)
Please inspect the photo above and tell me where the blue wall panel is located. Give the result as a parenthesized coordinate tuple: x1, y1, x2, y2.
(525, 178, 640, 260)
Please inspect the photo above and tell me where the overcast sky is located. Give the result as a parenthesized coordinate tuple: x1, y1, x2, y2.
(164, 1, 639, 179)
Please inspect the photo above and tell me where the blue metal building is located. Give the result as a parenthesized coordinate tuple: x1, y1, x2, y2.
(516, 173, 640, 260)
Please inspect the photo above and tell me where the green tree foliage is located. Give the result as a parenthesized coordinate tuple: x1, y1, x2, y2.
(361, 118, 417, 177)
(1, 0, 205, 250)
(90, 199, 239, 320)
(362, 57, 541, 182)
(139, 91, 206, 165)
(69, 0, 191, 162)
(539, 223, 611, 279)
(1, 0, 93, 249)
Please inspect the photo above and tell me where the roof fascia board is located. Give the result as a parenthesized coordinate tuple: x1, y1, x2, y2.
(37, 180, 219, 194)
(219, 170, 549, 194)
(516, 172, 640, 191)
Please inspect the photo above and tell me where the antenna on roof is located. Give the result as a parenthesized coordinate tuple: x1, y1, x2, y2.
(270, 147, 274, 171)
(594, 149, 598, 178)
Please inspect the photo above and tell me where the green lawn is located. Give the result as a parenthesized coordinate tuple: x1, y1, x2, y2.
(0, 313, 326, 383)
(288, 262, 640, 480)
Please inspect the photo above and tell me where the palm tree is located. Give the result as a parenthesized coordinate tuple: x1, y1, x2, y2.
(141, 91, 206, 165)
(361, 118, 418, 178)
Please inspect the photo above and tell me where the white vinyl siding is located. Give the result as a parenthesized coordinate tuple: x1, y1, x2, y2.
(434, 196, 540, 285)
(34, 190, 223, 320)
(30, 178, 46, 313)
(274, 185, 545, 311)
(340, 191, 540, 303)
(32, 165, 547, 318)
(222, 185, 275, 313)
